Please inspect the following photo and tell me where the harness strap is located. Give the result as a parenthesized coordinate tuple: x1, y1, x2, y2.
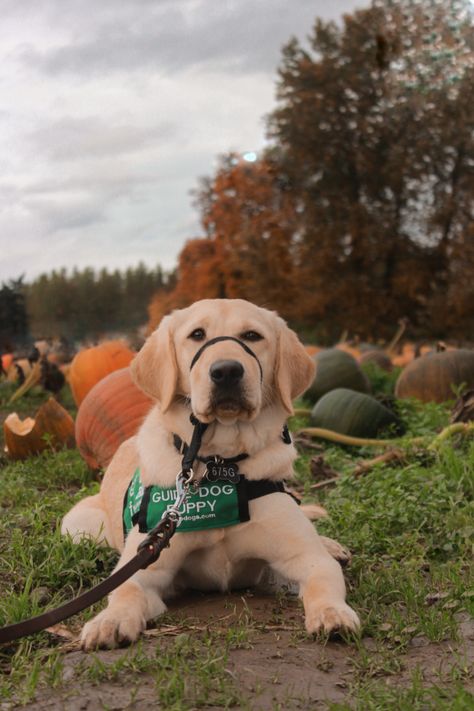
(172, 424, 292, 462)
(181, 414, 209, 472)
(246, 479, 285, 499)
(172, 433, 249, 465)
(190, 336, 263, 381)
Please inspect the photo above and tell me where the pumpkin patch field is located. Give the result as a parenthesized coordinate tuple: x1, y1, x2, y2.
(0, 352, 473, 710)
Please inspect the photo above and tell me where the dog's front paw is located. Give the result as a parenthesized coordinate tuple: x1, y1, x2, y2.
(81, 607, 146, 651)
(305, 601, 360, 636)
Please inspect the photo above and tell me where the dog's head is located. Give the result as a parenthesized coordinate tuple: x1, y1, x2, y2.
(131, 299, 315, 424)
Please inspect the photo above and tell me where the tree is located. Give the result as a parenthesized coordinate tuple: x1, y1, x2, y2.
(0, 278, 29, 351)
(149, 154, 301, 330)
(146, 0, 473, 340)
(267, 0, 474, 338)
(195, 154, 300, 318)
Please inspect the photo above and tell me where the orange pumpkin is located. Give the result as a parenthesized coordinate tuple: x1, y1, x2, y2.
(68, 340, 135, 406)
(1, 353, 13, 374)
(395, 349, 474, 403)
(4, 398, 75, 460)
(75, 367, 153, 470)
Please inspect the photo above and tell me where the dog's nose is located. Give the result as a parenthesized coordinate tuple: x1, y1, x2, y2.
(209, 360, 244, 387)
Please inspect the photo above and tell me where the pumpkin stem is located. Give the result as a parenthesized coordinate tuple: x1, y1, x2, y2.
(352, 449, 406, 476)
(299, 422, 474, 452)
(386, 318, 408, 355)
(298, 427, 425, 448)
(428, 422, 474, 450)
(338, 329, 349, 345)
(292, 407, 312, 418)
(8, 362, 41, 404)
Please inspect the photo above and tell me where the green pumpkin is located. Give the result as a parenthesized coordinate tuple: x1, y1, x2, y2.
(359, 348, 393, 372)
(310, 388, 403, 438)
(305, 348, 370, 404)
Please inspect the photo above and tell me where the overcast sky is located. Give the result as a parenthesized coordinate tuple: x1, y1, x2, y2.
(0, 0, 360, 284)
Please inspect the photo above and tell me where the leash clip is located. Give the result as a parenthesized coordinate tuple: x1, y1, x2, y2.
(180, 468, 199, 494)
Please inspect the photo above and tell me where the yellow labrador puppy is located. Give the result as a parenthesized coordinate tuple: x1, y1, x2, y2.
(62, 299, 359, 649)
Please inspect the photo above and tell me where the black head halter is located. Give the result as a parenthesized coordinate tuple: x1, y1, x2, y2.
(189, 336, 263, 381)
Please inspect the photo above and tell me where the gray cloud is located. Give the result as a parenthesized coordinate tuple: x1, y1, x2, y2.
(18, 0, 355, 77)
(24, 195, 106, 232)
(28, 116, 175, 162)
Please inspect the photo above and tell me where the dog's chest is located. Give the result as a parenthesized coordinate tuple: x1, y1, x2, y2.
(176, 535, 264, 592)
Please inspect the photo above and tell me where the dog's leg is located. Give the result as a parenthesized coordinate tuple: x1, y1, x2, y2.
(227, 497, 360, 636)
(80, 528, 194, 650)
(61, 494, 112, 545)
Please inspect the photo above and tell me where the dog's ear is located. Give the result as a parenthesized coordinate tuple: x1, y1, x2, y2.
(275, 321, 316, 414)
(130, 315, 178, 412)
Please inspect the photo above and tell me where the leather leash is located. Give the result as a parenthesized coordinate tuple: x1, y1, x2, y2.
(0, 521, 175, 644)
(0, 416, 206, 645)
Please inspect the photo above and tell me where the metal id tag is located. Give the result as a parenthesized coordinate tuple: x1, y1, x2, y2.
(205, 461, 241, 484)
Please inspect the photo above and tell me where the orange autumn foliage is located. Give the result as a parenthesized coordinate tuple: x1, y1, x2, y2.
(148, 156, 300, 332)
(148, 239, 223, 331)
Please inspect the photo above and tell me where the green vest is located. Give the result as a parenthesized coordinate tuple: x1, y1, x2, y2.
(123, 468, 249, 535)
(123, 469, 289, 536)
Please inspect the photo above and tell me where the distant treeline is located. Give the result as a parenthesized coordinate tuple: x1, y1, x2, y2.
(0, 264, 169, 349)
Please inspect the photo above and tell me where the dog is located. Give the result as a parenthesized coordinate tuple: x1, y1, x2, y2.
(62, 298, 359, 650)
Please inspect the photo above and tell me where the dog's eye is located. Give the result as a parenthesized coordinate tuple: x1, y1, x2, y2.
(188, 328, 206, 341)
(240, 331, 263, 342)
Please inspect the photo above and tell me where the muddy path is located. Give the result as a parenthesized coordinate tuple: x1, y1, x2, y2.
(9, 592, 474, 711)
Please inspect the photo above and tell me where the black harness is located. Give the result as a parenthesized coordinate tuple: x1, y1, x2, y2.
(123, 421, 295, 537)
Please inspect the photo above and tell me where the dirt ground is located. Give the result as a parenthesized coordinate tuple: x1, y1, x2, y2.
(7, 591, 473, 711)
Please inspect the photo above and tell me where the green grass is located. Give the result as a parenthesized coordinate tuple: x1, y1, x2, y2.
(329, 679, 474, 711)
(359, 361, 402, 398)
(0, 390, 473, 708)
